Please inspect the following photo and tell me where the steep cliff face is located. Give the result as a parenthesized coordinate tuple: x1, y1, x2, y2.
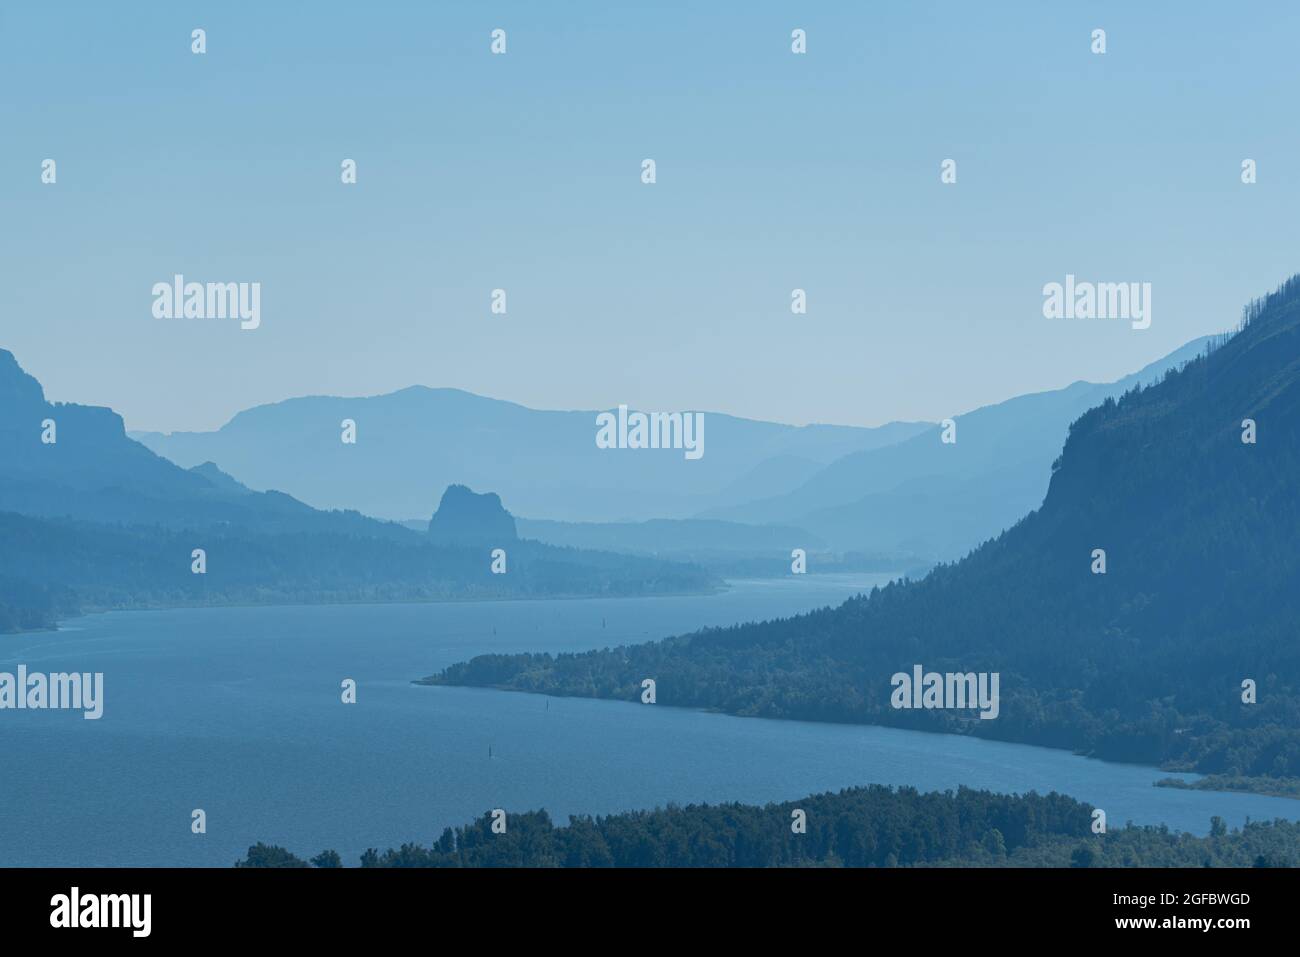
(1, 348, 202, 493)
(0, 349, 46, 409)
(427, 484, 519, 547)
(0, 354, 718, 633)
(430, 276, 1300, 776)
(0, 349, 409, 537)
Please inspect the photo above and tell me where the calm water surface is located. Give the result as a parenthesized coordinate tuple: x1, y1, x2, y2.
(2, 575, 1295, 866)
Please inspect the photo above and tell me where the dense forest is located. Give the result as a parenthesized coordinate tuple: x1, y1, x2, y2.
(235, 784, 1300, 868)
(0, 574, 69, 632)
(428, 277, 1300, 779)
(0, 510, 717, 628)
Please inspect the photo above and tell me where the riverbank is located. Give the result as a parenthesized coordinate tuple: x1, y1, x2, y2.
(6, 581, 1294, 865)
(1157, 775, 1300, 801)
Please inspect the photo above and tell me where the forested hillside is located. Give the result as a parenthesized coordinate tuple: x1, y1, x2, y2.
(428, 278, 1300, 778)
(0, 510, 717, 623)
(0, 350, 718, 631)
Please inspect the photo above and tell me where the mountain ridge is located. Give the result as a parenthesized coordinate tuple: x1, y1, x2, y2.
(129, 388, 933, 522)
(701, 336, 1215, 558)
(0, 351, 722, 629)
(425, 278, 1300, 779)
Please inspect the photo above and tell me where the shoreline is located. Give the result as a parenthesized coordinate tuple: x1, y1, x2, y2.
(416, 680, 1300, 804)
(6, 581, 740, 637)
(8, 571, 895, 637)
(1156, 775, 1300, 801)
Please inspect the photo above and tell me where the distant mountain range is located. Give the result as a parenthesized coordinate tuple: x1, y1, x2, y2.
(700, 337, 1214, 559)
(130, 391, 929, 523)
(0, 350, 717, 630)
(130, 341, 1212, 566)
(0, 348, 408, 538)
(426, 277, 1300, 782)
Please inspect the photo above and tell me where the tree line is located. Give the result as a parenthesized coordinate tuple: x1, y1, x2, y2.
(236, 784, 1300, 868)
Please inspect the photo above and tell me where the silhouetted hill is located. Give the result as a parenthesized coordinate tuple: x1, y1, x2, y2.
(703, 338, 1213, 559)
(0, 348, 416, 539)
(189, 461, 254, 495)
(0, 352, 721, 629)
(130, 388, 930, 522)
(428, 485, 518, 547)
(428, 278, 1300, 779)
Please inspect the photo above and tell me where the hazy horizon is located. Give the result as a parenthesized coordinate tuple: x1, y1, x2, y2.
(6, 0, 1300, 916)
(13, 329, 1219, 437)
(5, 1, 1296, 432)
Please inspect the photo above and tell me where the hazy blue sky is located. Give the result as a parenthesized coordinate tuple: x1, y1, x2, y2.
(3, 1, 1299, 432)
